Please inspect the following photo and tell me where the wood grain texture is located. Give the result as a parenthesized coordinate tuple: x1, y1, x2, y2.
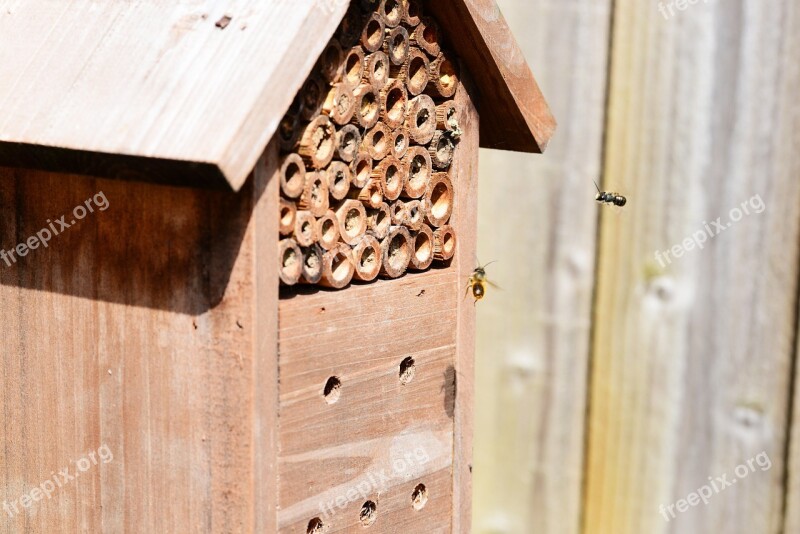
(277, 272, 458, 534)
(584, 1, 800, 533)
(450, 78, 479, 534)
(789, 320, 800, 533)
(0, 157, 278, 532)
(471, 0, 610, 532)
(426, 0, 556, 154)
(0, 0, 553, 189)
(0, 0, 349, 191)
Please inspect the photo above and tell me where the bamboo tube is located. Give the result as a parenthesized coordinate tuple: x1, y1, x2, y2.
(300, 76, 326, 120)
(278, 112, 300, 152)
(350, 83, 380, 129)
(390, 200, 407, 225)
(402, 49, 430, 96)
(298, 171, 330, 217)
(362, 123, 391, 160)
(335, 199, 368, 245)
(361, 14, 386, 53)
(402, 146, 432, 199)
(433, 224, 456, 261)
(424, 173, 453, 227)
(317, 38, 344, 84)
(380, 226, 411, 278)
(279, 153, 306, 199)
(366, 202, 391, 240)
(294, 210, 319, 247)
(384, 26, 410, 66)
(379, 0, 404, 28)
(327, 161, 352, 201)
(380, 80, 408, 129)
(342, 47, 366, 89)
(391, 127, 410, 159)
(297, 116, 336, 169)
(372, 156, 404, 201)
(403, 0, 422, 26)
(300, 244, 324, 284)
(409, 224, 434, 270)
(411, 17, 441, 57)
(348, 178, 383, 208)
(352, 235, 383, 282)
(405, 199, 424, 231)
(336, 124, 362, 163)
(406, 94, 436, 144)
(319, 243, 355, 289)
(426, 53, 460, 98)
(279, 198, 296, 236)
(337, 5, 363, 48)
(436, 101, 459, 131)
(316, 210, 341, 250)
(428, 130, 456, 169)
(279, 238, 303, 285)
(351, 152, 373, 188)
(322, 84, 356, 126)
(363, 51, 390, 91)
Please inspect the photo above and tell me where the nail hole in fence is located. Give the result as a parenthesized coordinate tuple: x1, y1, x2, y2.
(323, 376, 341, 404)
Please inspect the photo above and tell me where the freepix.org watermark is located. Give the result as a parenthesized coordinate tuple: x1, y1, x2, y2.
(654, 194, 765, 267)
(658, 0, 716, 20)
(318, 445, 430, 520)
(659, 451, 772, 522)
(0, 191, 109, 268)
(3, 444, 114, 518)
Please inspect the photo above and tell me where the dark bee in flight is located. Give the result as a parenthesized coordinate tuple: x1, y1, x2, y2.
(593, 180, 627, 207)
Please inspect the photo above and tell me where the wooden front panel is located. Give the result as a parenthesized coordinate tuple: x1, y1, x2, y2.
(277, 80, 479, 534)
(0, 143, 279, 533)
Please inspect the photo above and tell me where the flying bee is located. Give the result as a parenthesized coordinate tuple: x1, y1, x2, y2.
(593, 180, 627, 207)
(465, 261, 499, 304)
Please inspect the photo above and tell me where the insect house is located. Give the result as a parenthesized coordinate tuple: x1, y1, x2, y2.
(0, 0, 554, 532)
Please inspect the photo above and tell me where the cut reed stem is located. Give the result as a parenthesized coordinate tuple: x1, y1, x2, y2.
(322, 84, 356, 126)
(342, 47, 366, 89)
(298, 171, 330, 217)
(335, 199, 368, 245)
(426, 53, 459, 98)
(406, 94, 436, 144)
(279, 153, 306, 198)
(384, 26, 410, 66)
(362, 123, 392, 160)
(319, 244, 355, 289)
(317, 38, 343, 84)
(390, 200, 407, 225)
(433, 224, 456, 261)
(428, 131, 456, 169)
(424, 173, 453, 227)
(367, 202, 392, 239)
(351, 152, 374, 188)
(348, 178, 384, 209)
(327, 161, 352, 201)
(381, 80, 408, 129)
(279, 238, 303, 285)
(409, 224, 434, 270)
(363, 51, 390, 91)
(361, 13, 386, 53)
(379, 0, 404, 28)
(300, 76, 326, 121)
(380, 226, 411, 278)
(279, 198, 297, 236)
(316, 210, 341, 250)
(402, 146, 432, 199)
(297, 116, 336, 169)
(411, 17, 441, 57)
(436, 101, 459, 131)
(294, 210, 319, 247)
(403, 0, 422, 26)
(336, 125, 362, 163)
(278, 112, 300, 152)
(351, 83, 380, 129)
(301, 244, 324, 284)
(404, 199, 424, 231)
(352, 235, 382, 282)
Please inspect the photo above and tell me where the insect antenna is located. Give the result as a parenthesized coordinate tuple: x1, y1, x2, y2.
(593, 179, 602, 194)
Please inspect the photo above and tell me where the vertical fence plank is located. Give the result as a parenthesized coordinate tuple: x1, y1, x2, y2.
(473, 0, 612, 532)
(584, 1, 800, 532)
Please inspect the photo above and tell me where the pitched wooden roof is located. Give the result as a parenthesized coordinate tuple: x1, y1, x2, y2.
(0, 0, 555, 191)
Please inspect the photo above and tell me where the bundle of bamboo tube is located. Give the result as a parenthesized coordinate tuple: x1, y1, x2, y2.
(279, 0, 460, 288)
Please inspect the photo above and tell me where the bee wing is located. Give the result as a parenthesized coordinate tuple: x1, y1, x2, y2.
(486, 280, 502, 290)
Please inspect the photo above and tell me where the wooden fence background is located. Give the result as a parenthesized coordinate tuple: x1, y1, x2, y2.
(473, 0, 800, 533)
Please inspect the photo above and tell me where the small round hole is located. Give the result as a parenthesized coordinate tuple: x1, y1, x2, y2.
(416, 108, 430, 129)
(359, 501, 377, 527)
(323, 376, 341, 404)
(282, 247, 297, 269)
(411, 484, 428, 510)
(307, 517, 324, 534)
(399, 357, 415, 385)
(280, 206, 293, 226)
(366, 20, 382, 48)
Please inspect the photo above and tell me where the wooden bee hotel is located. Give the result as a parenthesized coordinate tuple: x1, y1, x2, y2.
(0, 0, 554, 531)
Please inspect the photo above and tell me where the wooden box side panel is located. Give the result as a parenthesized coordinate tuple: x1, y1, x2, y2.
(0, 149, 280, 533)
(276, 80, 478, 533)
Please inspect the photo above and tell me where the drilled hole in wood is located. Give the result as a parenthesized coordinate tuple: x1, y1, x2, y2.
(399, 357, 416, 385)
(323, 376, 341, 404)
(411, 484, 428, 510)
(359, 500, 377, 527)
(307, 517, 324, 533)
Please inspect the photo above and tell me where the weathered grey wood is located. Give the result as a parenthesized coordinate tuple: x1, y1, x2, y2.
(584, 1, 800, 533)
(471, 0, 611, 532)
